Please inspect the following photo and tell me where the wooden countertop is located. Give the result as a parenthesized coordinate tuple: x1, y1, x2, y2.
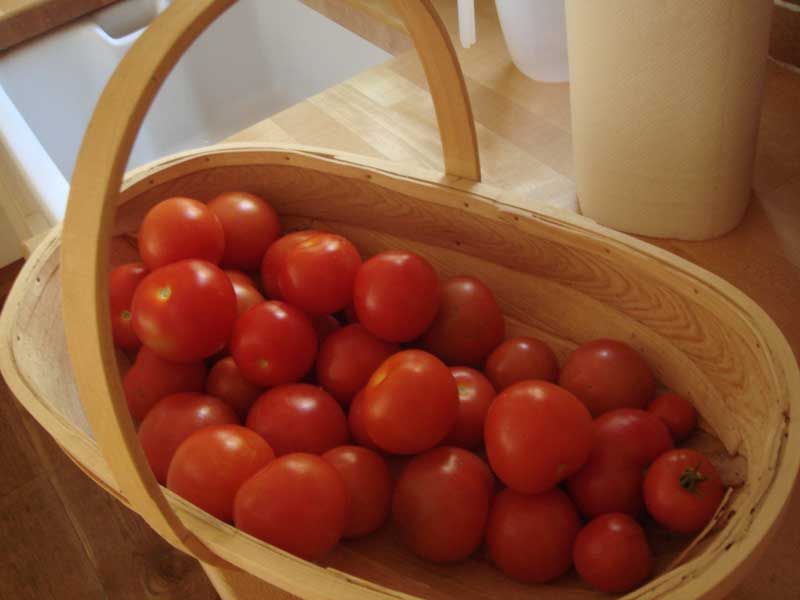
(229, 1, 800, 597)
(0, 0, 117, 50)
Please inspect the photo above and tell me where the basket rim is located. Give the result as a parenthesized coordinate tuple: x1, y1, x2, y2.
(2, 143, 799, 600)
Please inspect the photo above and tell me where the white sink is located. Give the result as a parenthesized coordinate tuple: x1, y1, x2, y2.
(0, 0, 390, 256)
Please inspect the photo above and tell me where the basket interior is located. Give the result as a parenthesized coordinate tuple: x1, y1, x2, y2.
(11, 148, 793, 599)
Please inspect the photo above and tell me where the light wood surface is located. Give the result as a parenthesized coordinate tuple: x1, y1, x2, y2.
(0, 0, 117, 49)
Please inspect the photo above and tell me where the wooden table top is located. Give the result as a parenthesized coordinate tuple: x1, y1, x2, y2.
(229, 1, 800, 597)
(0, 0, 118, 50)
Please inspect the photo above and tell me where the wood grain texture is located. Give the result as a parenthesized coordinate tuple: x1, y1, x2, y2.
(0, 0, 117, 50)
(299, 0, 411, 55)
(3, 145, 798, 599)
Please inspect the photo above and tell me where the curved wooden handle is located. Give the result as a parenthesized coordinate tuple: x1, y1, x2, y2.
(61, 0, 479, 561)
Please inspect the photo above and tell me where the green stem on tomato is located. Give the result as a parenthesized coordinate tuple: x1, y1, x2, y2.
(679, 463, 709, 496)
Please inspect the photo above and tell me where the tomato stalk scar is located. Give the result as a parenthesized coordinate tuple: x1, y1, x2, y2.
(679, 463, 708, 496)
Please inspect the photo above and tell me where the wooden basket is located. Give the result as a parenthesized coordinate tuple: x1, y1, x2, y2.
(1, 1, 798, 598)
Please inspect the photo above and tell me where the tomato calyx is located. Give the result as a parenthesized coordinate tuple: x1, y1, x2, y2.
(121, 310, 132, 321)
(158, 286, 172, 301)
(678, 463, 708, 496)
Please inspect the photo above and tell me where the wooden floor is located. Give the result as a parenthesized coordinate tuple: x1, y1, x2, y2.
(0, 260, 220, 599)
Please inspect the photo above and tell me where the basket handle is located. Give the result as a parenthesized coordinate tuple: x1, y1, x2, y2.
(61, 0, 480, 561)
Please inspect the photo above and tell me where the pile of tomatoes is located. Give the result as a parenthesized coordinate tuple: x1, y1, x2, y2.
(110, 192, 725, 594)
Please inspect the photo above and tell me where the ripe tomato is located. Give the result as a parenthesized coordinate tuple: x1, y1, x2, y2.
(362, 350, 458, 454)
(230, 301, 317, 386)
(246, 384, 348, 455)
(486, 488, 581, 583)
(443, 367, 495, 448)
(648, 392, 697, 441)
(565, 445, 644, 518)
(109, 262, 148, 350)
(138, 393, 239, 483)
(138, 197, 225, 269)
(421, 276, 504, 366)
(595, 408, 673, 467)
(559, 339, 655, 416)
(233, 453, 347, 560)
(313, 314, 341, 343)
(322, 445, 392, 538)
(123, 346, 206, 420)
(393, 447, 493, 563)
(207, 191, 280, 270)
(167, 424, 274, 522)
(353, 251, 440, 342)
(225, 271, 265, 316)
(484, 337, 558, 391)
(260, 230, 319, 299)
(206, 356, 263, 418)
(644, 449, 724, 534)
(316, 324, 398, 405)
(573, 513, 653, 593)
(278, 232, 361, 315)
(484, 380, 593, 494)
(348, 390, 380, 451)
(131, 259, 237, 363)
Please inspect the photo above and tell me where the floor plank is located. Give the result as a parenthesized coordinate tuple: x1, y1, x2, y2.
(0, 476, 107, 600)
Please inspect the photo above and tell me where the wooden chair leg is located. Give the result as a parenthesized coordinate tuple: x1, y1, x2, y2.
(201, 561, 298, 600)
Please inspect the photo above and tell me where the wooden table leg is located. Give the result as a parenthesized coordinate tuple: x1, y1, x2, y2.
(201, 561, 299, 600)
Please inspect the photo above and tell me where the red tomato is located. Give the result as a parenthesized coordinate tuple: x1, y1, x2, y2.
(260, 230, 319, 299)
(123, 346, 206, 420)
(230, 301, 317, 386)
(348, 389, 380, 451)
(559, 339, 656, 416)
(392, 447, 493, 563)
(644, 449, 724, 534)
(486, 488, 582, 583)
(207, 191, 280, 270)
(648, 392, 697, 441)
(573, 513, 652, 593)
(484, 380, 593, 494)
(316, 324, 398, 406)
(167, 424, 274, 522)
(322, 445, 392, 538)
(421, 276, 504, 366)
(362, 350, 458, 454)
(131, 259, 237, 363)
(565, 445, 644, 518)
(246, 384, 348, 455)
(138, 393, 239, 483)
(206, 356, 263, 418)
(595, 408, 673, 467)
(353, 251, 440, 342)
(484, 337, 559, 391)
(278, 232, 361, 316)
(109, 262, 148, 350)
(225, 271, 265, 316)
(443, 367, 496, 448)
(343, 304, 359, 324)
(138, 197, 225, 269)
(233, 453, 347, 560)
(313, 314, 341, 343)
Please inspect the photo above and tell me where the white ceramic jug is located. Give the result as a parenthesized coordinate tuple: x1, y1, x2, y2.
(458, 0, 569, 83)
